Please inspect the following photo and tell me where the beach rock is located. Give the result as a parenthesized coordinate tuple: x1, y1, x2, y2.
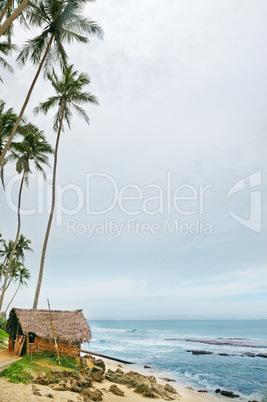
(92, 366, 104, 382)
(81, 357, 94, 369)
(215, 389, 221, 393)
(45, 394, 54, 398)
(160, 378, 176, 382)
(77, 376, 92, 388)
(33, 376, 50, 386)
(109, 384, 125, 396)
(134, 384, 158, 398)
(116, 368, 124, 374)
(164, 384, 177, 394)
(95, 359, 106, 371)
(51, 369, 62, 374)
(220, 390, 240, 398)
(83, 388, 103, 401)
(69, 381, 82, 393)
(105, 369, 178, 400)
(186, 387, 194, 390)
(144, 365, 152, 369)
(32, 388, 41, 395)
(198, 390, 208, 393)
(92, 371, 104, 382)
(188, 350, 213, 355)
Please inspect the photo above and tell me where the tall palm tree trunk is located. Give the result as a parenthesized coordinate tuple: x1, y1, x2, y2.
(4, 282, 20, 313)
(33, 103, 65, 309)
(0, 34, 54, 165)
(0, 0, 29, 35)
(0, 167, 25, 311)
(0, 0, 13, 24)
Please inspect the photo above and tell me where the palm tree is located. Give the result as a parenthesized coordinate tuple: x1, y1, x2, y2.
(0, 127, 53, 312)
(0, 36, 15, 83)
(0, 235, 32, 293)
(33, 64, 98, 309)
(4, 264, 30, 313)
(0, 100, 26, 188)
(0, 0, 31, 36)
(0, 0, 103, 165)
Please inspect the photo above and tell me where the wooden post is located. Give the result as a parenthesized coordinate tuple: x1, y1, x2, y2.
(47, 299, 61, 366)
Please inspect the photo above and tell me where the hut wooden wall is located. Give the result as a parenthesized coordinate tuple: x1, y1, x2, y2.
(27, 337, 80, 358)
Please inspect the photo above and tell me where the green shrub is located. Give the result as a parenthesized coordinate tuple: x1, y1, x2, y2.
(0, 317, 7, 332)
(24, 350, 77, 370)
(1, 361, 33, 384)
(0, 351, 78, 384)
(0, 328, 8, 339)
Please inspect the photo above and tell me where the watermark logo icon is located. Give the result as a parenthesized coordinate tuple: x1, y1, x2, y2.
(227, 170, 262, 232)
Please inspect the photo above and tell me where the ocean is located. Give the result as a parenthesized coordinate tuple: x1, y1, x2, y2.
(86, 320, 267, 402)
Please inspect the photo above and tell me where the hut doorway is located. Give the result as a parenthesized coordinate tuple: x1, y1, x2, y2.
(13, 335, 26, 356)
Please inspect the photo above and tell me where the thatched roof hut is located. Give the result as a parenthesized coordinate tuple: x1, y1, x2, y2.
(7, 308, 91, 356)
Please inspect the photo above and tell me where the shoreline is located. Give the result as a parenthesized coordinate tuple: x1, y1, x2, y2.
(0, 356, 223, 402)
(95, 358, 222, 401)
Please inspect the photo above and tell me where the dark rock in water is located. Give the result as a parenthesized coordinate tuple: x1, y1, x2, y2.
(144, 365, 151, 369)
(109, 384, 125, 396)
(187, 350, 213, 355)
(257, 353, 267, 358)
(245, 353, 255, 358)
(215, 389, 221, 393)
(198, 390, 208, 393)
(248, 400, 259, 402)
(160, 377, 176, 382)
(220, 390, 240, 398)
(218, 353, 231, 356)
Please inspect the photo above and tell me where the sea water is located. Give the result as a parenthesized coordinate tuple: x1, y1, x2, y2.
(86, 320, 267, 401)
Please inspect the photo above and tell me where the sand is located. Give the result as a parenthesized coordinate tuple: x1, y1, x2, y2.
(0, 354, 222, 402)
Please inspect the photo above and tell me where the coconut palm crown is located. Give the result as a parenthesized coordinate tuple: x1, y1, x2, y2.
(18, 0, 103, 71)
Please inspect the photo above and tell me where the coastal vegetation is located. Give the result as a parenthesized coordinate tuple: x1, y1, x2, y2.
(0, 0, 103, 314)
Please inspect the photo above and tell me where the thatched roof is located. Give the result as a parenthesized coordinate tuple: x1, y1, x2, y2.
(7, 308, 91, 343)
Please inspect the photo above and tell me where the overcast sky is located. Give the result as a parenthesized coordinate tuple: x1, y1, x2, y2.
(0, 0, 266, 320)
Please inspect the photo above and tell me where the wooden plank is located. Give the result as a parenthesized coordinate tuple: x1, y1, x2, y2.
(80, 349, 135, 364)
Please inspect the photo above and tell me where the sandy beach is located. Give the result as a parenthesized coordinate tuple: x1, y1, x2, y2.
(0, 357, 222, 402)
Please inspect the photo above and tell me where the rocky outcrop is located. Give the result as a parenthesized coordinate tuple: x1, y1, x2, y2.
(33, 355, 105, 399)
(105, 369, 179, 400)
